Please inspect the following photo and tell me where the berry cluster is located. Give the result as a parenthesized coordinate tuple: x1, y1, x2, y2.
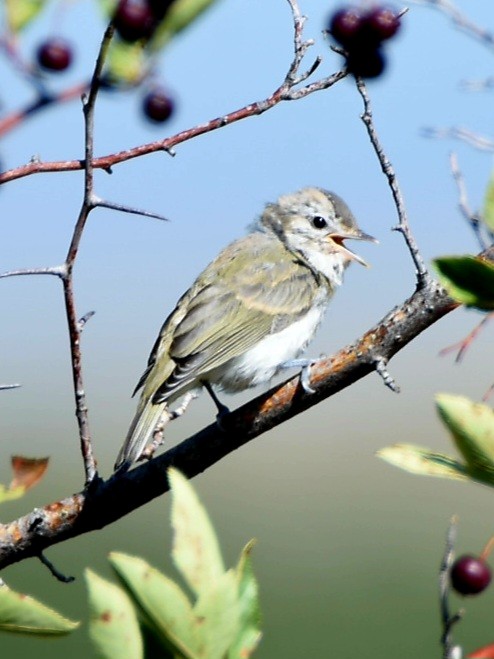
(33, 0, 178, 125)
(113, 0, 174, 43)
(328, 5, 401, 78)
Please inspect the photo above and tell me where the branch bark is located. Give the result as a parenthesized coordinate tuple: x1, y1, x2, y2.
(3, 262, 489, 571)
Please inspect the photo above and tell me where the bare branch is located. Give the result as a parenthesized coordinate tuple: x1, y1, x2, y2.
(61, 24, 115, 486)
(0, 266, 65, 279)
(449, 152, 487, 250)
(439, 516, 464, 659)
(413, 0, 494, 50)
(422, 126, 494, 152)
(355, 78, 429, 285)
(0, 13, 346, 187)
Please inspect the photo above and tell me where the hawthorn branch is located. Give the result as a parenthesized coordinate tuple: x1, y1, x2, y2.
(356, 78, 429, 285)
(4, 250, 493, 570)
(0, 0, 347, 188)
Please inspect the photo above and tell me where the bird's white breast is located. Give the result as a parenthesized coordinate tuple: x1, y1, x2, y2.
(210, 302, 327, 392)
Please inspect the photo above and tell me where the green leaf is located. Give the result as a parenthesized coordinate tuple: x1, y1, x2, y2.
(5, 0, 47, 32)
(0, 584, 79, 635)
(109, 552, 200, 659)
(229, 540, 262, 659)
(85, 569, 143, 659)
(105, 41, 147, 86)
(376, 443, 471, 481)
(483, 174, 494, 232)
(193, 570, 241, 659)
(433, 256, 494, 310)
(0, 485, 26, 504)
(169, 468, 225, 597)
(151, 0, 223, 50)
(436, 394, 494, 482)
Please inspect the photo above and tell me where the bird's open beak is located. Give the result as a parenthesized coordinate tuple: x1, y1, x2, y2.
(329, 230, 378, 268)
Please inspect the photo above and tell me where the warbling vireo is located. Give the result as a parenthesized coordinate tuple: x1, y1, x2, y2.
(115, 187, 375, 472)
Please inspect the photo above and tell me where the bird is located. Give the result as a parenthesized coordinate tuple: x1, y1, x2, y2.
(114, 187, 375, 472)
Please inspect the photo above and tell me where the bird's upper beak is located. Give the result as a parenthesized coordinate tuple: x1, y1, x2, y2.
(329, 229, 378, 268)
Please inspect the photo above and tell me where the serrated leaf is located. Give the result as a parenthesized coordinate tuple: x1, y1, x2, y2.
(483, 174, 494, 232)
(193, 569, 240, 659)
(109, 552, 199, 659)
(169, 469, 225, 597)
(5, 0, 47, 32)
(0, 584, 79, 635)
(436, 394, 494, 482)
(433, 256, 494, 310)
(151, 0, 223, 50)
(229, 540, 261, 659)
(377, 443, 471, 481)
(85, 569, 143, 659)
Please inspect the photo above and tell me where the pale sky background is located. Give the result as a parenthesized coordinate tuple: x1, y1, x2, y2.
(1, 1, 494, 657)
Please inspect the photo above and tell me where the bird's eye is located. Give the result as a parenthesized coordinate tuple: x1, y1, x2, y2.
(312, 216, 327, 229)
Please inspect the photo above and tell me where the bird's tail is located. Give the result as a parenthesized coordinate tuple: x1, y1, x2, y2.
(114, 398, 167, 473)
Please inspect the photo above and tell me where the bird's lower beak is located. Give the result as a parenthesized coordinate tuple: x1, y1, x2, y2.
(329, 230, 378, 268)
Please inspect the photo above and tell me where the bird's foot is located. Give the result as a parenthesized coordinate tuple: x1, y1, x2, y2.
(280, 358, 319, 394)
(203, 381, 231, 428)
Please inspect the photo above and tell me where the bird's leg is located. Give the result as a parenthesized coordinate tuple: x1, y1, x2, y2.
(279, 358, 318, 394)
(203, 381, 230, 419)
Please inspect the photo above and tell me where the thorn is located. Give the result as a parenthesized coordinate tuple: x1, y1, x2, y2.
(374, 357, 400, 392)
(38, 552, 75, 583)
(0, 383, 21, 391)
(95, 198, 170, 222)
(77, 310, 96, 332)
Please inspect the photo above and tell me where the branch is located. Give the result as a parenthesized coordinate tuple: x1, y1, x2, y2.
(4, 249, 493, 570)
(356, 78, 429, 284)
(0, 8, 347, 187)
(439, 516, 464, 659)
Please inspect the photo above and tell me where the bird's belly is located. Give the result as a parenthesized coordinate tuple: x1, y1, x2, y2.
(210, 305, 326, 392)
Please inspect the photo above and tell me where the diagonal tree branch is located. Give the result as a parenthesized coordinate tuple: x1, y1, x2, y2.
(3, 254, 493, 571)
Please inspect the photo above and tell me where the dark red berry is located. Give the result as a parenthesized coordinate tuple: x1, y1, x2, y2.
(346, 47, 386, 79)
(142, 88, 175, 123)
(364, 6, 401, 42)
(147, 0, 175, 20)
(36, 38, 73, 72)
(451, 555, 492, 595)
(329, 7, 364, 46)
(113, 0, 157, 42)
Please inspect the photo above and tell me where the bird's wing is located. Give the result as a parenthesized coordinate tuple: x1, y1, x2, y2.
(144, 234, 323, 403)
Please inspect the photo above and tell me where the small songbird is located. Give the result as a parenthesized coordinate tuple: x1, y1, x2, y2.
(114, 187, 375, 472)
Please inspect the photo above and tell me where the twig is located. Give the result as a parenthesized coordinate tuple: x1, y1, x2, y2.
(0, 266, 65, 279)
(439, 516, 464, 659)
(422, 127, 494, 152)
(449, 152, 486, 250)
(0, 12, 347, 187)
(355, 78, 429, 286)
(38, 552, 75, 583)
(94, 198, 169, 222)
(413, 0, 494, 51)
(2, 246, 489, 570)
(0, 81, 89, 137)
(61, 24, 115, 486)
(440, 314, 491, 363)
(0, 384, 21, 391)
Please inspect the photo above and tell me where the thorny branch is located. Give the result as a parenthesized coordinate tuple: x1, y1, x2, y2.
(0, 3, 346, 186)
(355, 78, 429, 285)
